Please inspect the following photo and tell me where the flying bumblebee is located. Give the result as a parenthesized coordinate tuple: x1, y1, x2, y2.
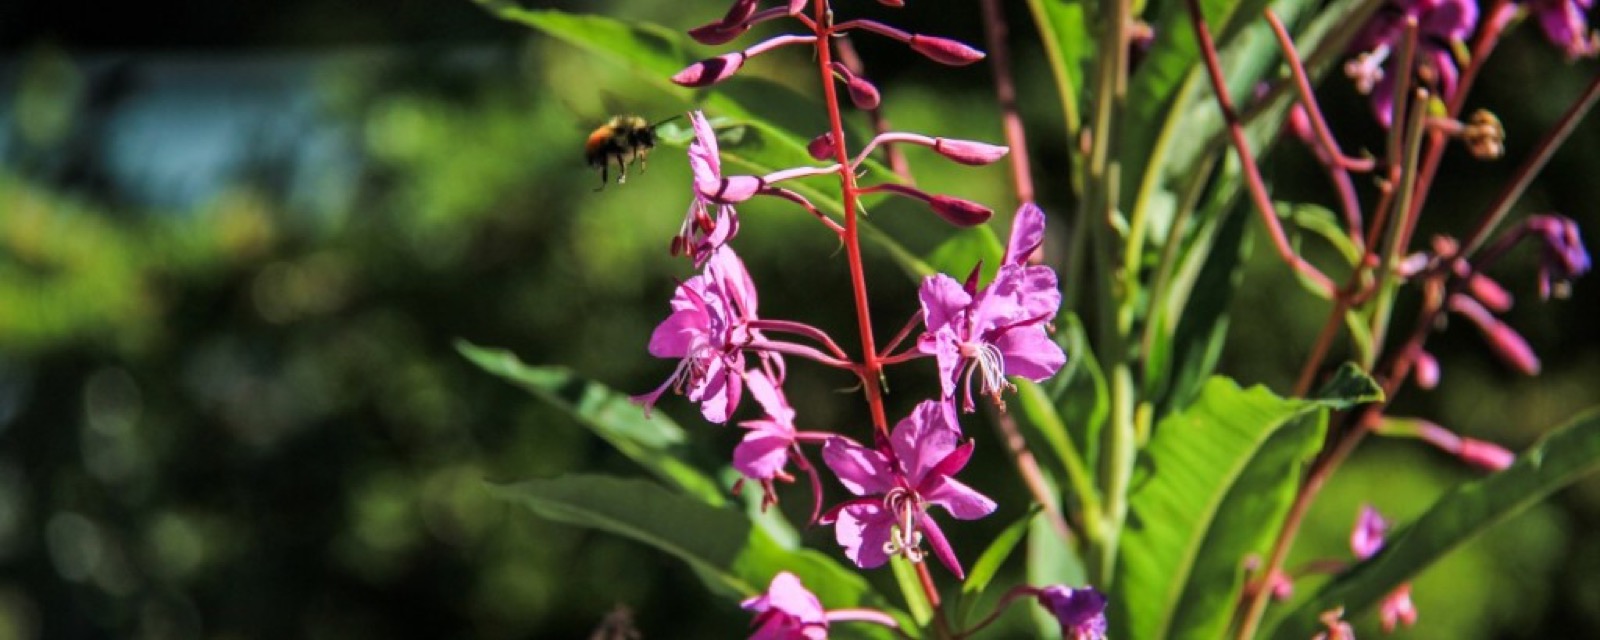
(585, 114, 681, 190)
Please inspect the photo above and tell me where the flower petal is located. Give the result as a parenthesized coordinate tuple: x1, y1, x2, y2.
(890, 400, 961, 482)
(1004, 202, 1047, 266)
(822, 436, 895, 496)
(994, 326, 1067, 382)
(915, 512, 965, 579)
(734, 426, 793, 480)
(921, 474, 998, 520)
(835, 502, 894, 569)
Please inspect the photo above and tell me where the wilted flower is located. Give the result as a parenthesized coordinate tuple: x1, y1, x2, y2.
(820, 400, 996, 578)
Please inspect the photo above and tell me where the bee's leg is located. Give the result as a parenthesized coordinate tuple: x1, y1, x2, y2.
(595, 162, 608, 191)
(616, 154, 629, 184)
(638, 149, 650, 175)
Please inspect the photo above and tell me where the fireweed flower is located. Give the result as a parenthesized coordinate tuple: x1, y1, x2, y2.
(741, 572, 898, 640)
(1351, 505, 1419, 633)
(1526, 214, 1591, 299)
(674, 111, 740, 263)
(918, 203, 1066, 411)
(820, 400, 997, 578)
(1036, 585, 1109, 640)
(635, 246, 778, 423)
(1344, 0, 1478, 126)
(1527, 0, 1600, 59)
(734, 368, 833, 511)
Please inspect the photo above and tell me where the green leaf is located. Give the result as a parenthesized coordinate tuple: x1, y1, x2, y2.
(1028, 509, 1088, 638)
(1285, 201, 1362, 267)
(1152, 197, 1251, 413)
(925, 225, 1005, 284)
(965, 506, 1041, 600)
(1268, 407, 1600, 638)
(1110, 369, 1381, 639)
(493, 474, 908, 638)
(1026, 0, 1092, 137)
(490, 475, 753, 598)
(456, 340, 726, 506)
(891, 554, 935, 627)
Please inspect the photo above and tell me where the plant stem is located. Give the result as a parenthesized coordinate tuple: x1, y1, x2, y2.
(981, 0, 1036, 207)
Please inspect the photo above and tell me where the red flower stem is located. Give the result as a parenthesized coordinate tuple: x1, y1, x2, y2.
(954, 584, 1039, 639)
(748, 339, 855, 370)
(1186, 0, 1337, 297)
(1264, 9, 1366, 249)
(814, 3, 890, 437)
(748, 319, 852, 360)
(987, 405, 1077, 545)
(834, 34, 915, 184)
(980, 0, 1036, 206)
(878, 309, 925, 360)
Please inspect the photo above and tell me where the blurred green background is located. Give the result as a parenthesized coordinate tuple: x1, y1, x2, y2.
(1, 0, 1597, 638)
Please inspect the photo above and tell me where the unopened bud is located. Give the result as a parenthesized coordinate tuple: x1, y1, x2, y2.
(878, 0, 906, 6)
(1526, 215, 1590, 299)
(929, 195, 994, 226)
(696, 175, 765, 204)
(907, 34, 985, 66)
(689, 22, 752, 46)
(722, 0, 760, 24)
(1461, 109, 1504, 160)
(1414, 350, 1440, 389)
(831, 62, 880, 110)
(1458, 437, 1515, 472)
(672, 52, 747, 87)
(1266, 570, 1294, 601)
(932, 138, 1009, 165)
(1467, 273, 1513, 313)
(1450, 295, 1541, 375)
(788, 0, 809, 15)
(807, 132, 836, 161)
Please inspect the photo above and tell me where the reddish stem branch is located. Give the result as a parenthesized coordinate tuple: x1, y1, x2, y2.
(1186, 0, 1337, 297)
(981, 0, 1036, 206)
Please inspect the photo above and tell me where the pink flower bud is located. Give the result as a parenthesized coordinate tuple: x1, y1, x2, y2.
(1458, 437, 1515, 471)
(1414, 350, 1440, 389)
(1379, 584, 1418, 633)
(1468, 273, 1513, 313)
(672, 52, 747, 87)
(1266, 570, 1294, 601)
(788, 0, 809, 15)
(878, 0, 906, 6)
(722, 0, 760, 24)
(807, 132, 836, 161)
(1450, 295, 1541, 375)
(929, 195, 994, 226)
(908, 34, 985, 66)
(688, 22, 752, 46)
(697, 176, 765, 204)
(1351, 505, 1387, 560)
(933, 138, 1009, 165)
(846, 75, 881, 110)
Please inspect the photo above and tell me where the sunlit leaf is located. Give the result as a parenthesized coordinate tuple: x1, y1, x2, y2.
(1268, 407, 1600, 638)
(1111, 366, 1381, 639)
(457, 340, 727, 506)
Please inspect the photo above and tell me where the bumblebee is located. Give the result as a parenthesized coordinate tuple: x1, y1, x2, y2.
(584, 115, 680, 190)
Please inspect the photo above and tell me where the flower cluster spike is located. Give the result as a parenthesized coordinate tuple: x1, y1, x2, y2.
(1344, 0, 1478, 126)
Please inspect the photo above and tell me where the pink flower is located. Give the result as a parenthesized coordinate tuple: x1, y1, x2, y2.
(741, 572, 900, 639)
(819, 400, 996, 578)
(1529, 0, 1600, 59)
(1350, 505, 1418, 634)
(734, 369, 805, 509)
(918, 203, 1065, 411)
(1037, 586, 1108, 640)
(636, 247, 776, 423)
(1344, 0, 1478, 126)
(743, 572, 829, 640)
(1526, 215, 1590, 299)
(673, 111, 740, 264)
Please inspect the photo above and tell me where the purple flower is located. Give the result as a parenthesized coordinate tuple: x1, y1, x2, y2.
(1037, 585, 1108, 640)
(1529, 0, 1600, 59)
(673, 111, 740, 264)
(819, 400, 996, 578)
(741, 572, 900, 639)
(743, 572, 829, 640)
(1526, 215, 1590, 299)
(636, 246, 776, 423)
(734, 369, 800, 501)
(1351, 504, 1388, 560)
(1344, 0, 1478, 126)
(918, 203, 1065, 411)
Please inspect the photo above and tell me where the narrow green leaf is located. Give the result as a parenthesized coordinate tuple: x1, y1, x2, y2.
(965, 506, 1042, 599)
(1269, 407, 1600, 638)
(1285, 201, 1362, 267)
(1111, 370, 1380, 639)
(457, 340, 726, 505)
(1154, 199, 1250, 413)
(489, 475, 753, 598)
(891, 554, 935, 626)
(1026, 0, 1092, 136)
